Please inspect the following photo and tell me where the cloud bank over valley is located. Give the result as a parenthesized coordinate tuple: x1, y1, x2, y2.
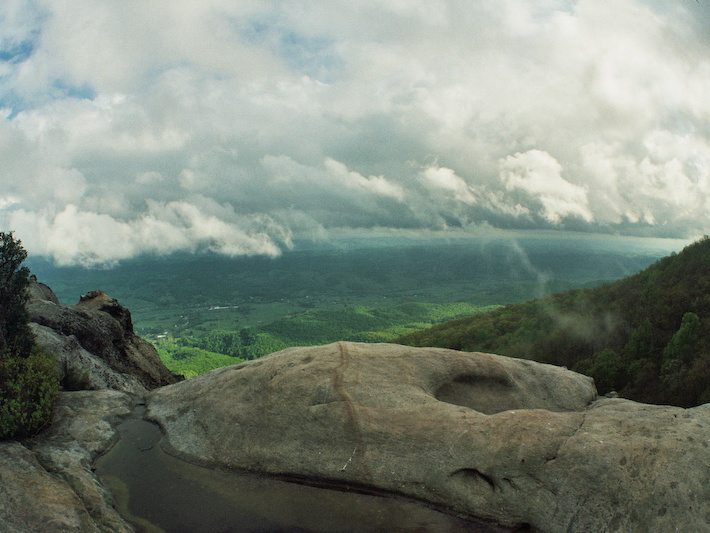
(1, 0, 709, 265)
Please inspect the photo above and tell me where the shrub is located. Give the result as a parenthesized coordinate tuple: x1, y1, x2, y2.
(574, 348, 626, 395)
(0, 347, 59, 439)
(663, 312, 701, 363)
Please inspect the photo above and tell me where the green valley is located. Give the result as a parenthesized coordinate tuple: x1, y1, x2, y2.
(153, 302, 498, 377)
(27, 234, 684, 383)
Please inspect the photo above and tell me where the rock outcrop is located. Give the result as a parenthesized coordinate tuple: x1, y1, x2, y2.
(1, 390, 136, 533)
(27, 284, 181, 391)
(27, 277, 60, 304)
(30, 323, 148, 395)
(148, 342, 710, 533)
(10, 280, 710, 532)
(0, 281, 181, 532)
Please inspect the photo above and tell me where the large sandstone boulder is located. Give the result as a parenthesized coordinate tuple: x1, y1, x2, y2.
(0, 390, 136, 533)
(147, 342, 710, 532)
(27, 285, 181, 390)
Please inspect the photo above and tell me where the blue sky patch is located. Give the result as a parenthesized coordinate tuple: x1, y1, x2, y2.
(0, 40, 34, 64)
(0, 80, 95, 118)
(51, 80, 96, 101)
(241, 17, 344, 83)
(278, 31, 344, 83)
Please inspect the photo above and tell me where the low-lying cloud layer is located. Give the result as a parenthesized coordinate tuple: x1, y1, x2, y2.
(1, 0, 709, 265)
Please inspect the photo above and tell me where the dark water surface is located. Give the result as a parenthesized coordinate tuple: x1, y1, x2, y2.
(95, 407, 512, 533)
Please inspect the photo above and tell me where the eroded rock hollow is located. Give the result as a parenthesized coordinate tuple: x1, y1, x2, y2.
(147, 341, 710, 532)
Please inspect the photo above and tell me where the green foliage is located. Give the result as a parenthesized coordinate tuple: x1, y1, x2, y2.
(258, 303, 491, 346)
(155, 302, 495, 378)
(154, 338, 246, 379)
(63, 368, 92, 392)
(398, 236, 710, 407)
(663, 312, 700, 363)
(31, 236, 664, 338)
(189, 329, 288, 360)
(577, 348, 626, 395)
(623, 318, 654, 361)
(0, 232, 59, 439)
(0, 347, 59, 439)
(0, 232, 34, 357)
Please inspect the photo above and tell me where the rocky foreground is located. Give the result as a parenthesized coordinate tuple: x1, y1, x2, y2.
(2, 283, 181, 532)
(3, 283, 710, 532)
(148, 342, 710, 532)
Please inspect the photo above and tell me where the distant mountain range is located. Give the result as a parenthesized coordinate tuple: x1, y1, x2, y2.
(398, 236, 710, 407)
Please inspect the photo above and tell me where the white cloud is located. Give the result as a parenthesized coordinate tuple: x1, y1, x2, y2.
(420, 165, 477, 205)
(135, 171, 164, 185)
(323, 158, 405, 201)
(1, 0, 710, 264)
(9, 201, 288, 267)
(500, 150, 593, 224)
(579, 128, 710, 231)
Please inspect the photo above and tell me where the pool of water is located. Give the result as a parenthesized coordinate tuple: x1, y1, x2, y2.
(94, 406, 515, 533)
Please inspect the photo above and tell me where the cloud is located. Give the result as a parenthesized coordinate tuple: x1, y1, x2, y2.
(500, 149, 593, 224)
(9, 201, 290, 267)
(1, 0, 710, 264)
(323, 158, 405, 201)
(421, 165, 477, 205)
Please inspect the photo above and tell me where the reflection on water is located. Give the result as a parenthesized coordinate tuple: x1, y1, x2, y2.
(95, 408, 510, 533)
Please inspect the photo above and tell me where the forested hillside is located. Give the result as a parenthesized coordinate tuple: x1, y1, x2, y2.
(398, 237, 710, 407)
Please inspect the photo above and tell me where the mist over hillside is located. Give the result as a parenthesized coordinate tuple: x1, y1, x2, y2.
(399, 236, 710, 407)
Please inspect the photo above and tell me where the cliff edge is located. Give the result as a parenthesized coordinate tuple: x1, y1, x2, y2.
(27, 282, 182, 393)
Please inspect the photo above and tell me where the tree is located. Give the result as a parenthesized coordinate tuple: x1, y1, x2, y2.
(589, 348, 626, 394)
(623, 318, 655, 361)
(0, 232, 34, 357)
(0, 232, 59, 439)
(663, 312, 701, 364)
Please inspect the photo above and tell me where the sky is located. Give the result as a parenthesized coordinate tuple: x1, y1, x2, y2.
(1, 0, 709, 266)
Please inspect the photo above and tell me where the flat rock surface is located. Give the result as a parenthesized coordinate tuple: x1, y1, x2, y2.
(147, 342, 710, 531)
(0, 441, 99, 533)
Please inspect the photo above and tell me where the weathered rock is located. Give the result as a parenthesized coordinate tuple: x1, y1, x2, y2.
(0, 441, 99, 533)
(76, 290, 134, 333)
(147, 342, 710, 532)
(28, 288, 181, 390)
(31, 323, 147, 395)
(543, 398, 710, 531)
(27, 277, 60, 304)
(147, 343, 576, 529)
(1, 390, 136, 533)
(2, 282, 174, 531)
